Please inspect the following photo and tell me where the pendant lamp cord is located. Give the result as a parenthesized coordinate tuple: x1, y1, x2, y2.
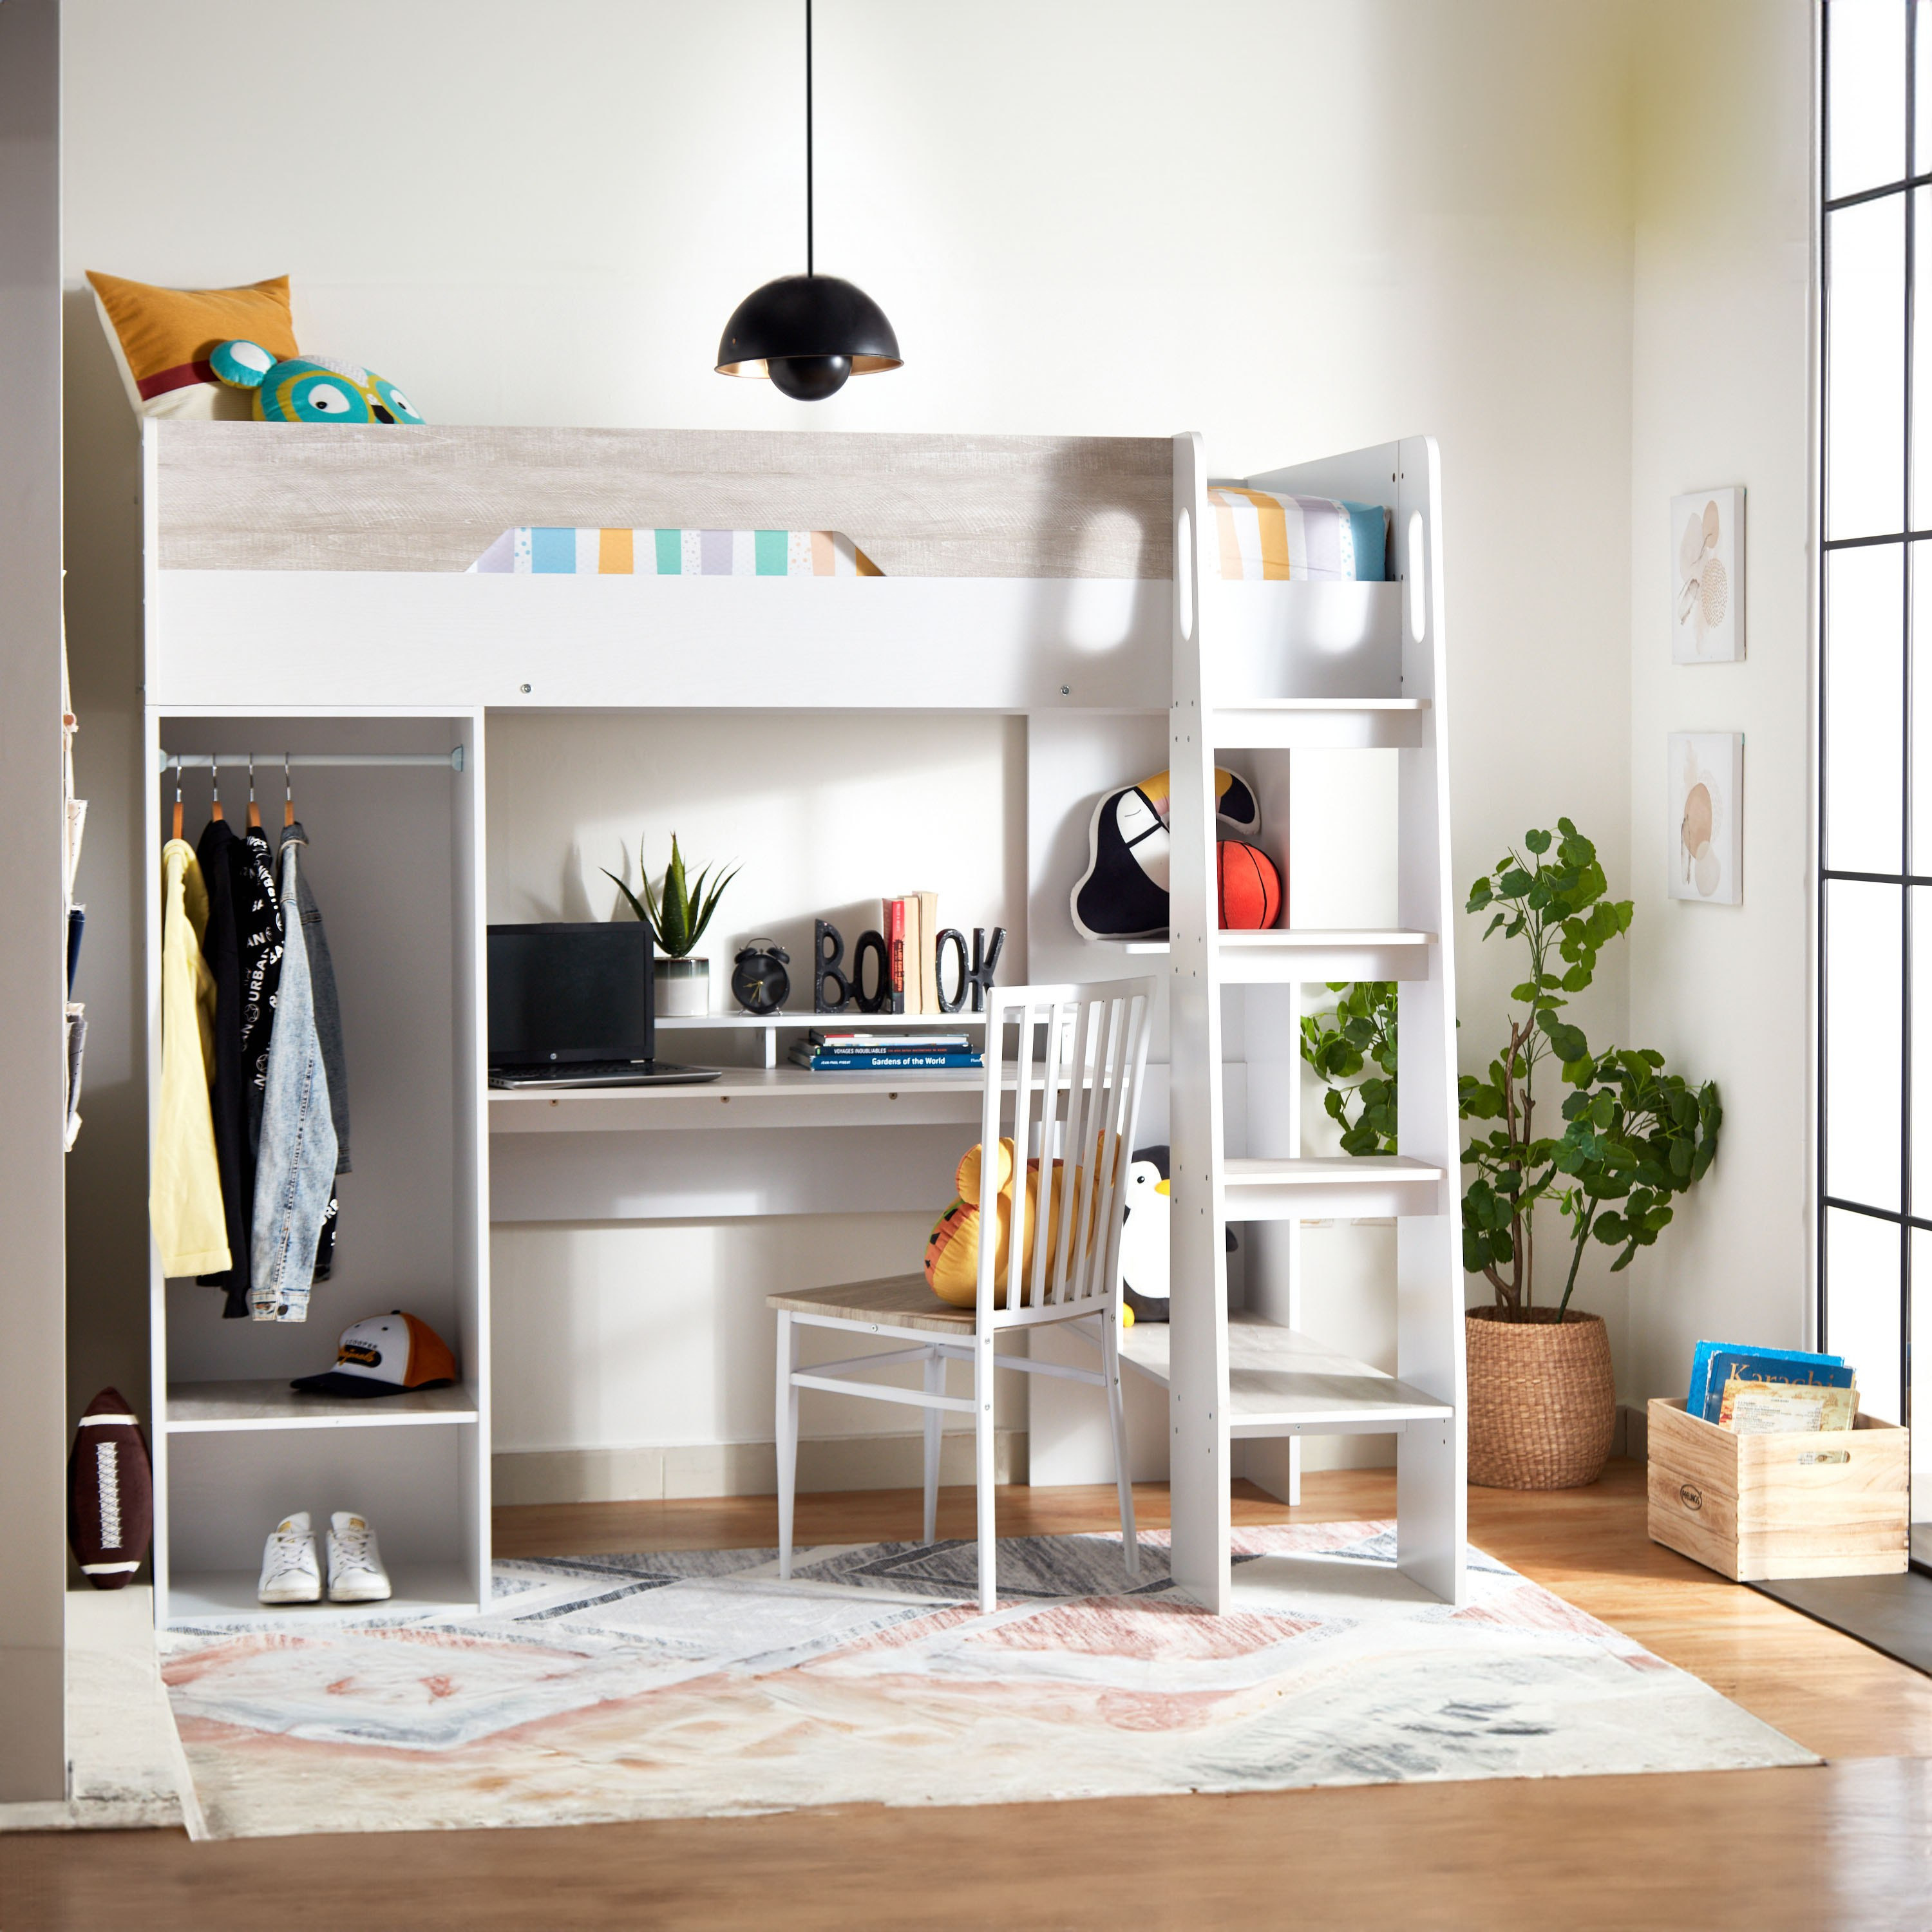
(805, 0, 815, 278)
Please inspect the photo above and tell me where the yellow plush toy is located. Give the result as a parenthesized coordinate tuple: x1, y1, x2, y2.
(925, 1139, 1044, 1309)
(924, 1135, 1116, 1309)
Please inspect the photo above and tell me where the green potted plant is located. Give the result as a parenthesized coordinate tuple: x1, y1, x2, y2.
(1302, 822, 1721, 1489)
(604, 833, 739, 1017)
(1459, 820, 1719, 1487)
(1300, 980, 1399, 1157)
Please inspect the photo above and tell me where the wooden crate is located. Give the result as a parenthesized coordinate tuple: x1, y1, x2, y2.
(1647, 1397, 1908, 1582)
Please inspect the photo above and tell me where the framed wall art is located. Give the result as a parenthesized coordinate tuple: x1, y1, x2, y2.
(1669, 731, 1743, 905)
(1672, 486, 1743, 663)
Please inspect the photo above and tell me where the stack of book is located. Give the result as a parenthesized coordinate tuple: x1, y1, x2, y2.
(790, 1030, 981, 1074)
(883, 890, 940, 1014)
(1687, 1341, 1859, 1434)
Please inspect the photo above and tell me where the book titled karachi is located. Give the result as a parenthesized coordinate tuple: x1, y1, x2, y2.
(1719, 1378, 1859, 1434)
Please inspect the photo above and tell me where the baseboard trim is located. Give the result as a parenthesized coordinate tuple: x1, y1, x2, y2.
(493, 1430, 1030, 1507)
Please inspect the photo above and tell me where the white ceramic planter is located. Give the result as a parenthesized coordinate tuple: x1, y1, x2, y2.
(654, 956, 710, 1017)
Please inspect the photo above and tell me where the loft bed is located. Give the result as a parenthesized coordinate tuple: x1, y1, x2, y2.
(141, 423, 1461, 1623)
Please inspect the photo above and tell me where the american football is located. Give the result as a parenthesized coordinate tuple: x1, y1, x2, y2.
(68, 1387, 153, 1589)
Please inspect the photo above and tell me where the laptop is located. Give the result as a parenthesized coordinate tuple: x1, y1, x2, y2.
(486, 922, 720, 1088)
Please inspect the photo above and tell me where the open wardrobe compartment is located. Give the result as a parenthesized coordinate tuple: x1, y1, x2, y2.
(144, 710, 489, 1624)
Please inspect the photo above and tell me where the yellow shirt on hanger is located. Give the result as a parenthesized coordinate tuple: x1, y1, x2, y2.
(151, 836, 231, 1277)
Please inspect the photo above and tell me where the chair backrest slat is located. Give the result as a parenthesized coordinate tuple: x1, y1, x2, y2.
(973, 976, 1156, 1331)
(1049, 993, 1097, 1306)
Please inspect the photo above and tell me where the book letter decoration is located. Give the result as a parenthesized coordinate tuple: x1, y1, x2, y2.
(814, 920, 855, 1014)
(967, 927, 1005, 1013)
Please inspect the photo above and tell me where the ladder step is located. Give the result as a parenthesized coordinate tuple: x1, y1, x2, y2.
(1219, 1155, 1445, 1220)
(1121, 931, 1435, 981)
(1209, 699, 1431, 750)
(1120, 1311, 1454, 1431)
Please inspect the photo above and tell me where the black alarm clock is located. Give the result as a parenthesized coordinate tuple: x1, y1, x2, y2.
(731, 939, 791, 1016)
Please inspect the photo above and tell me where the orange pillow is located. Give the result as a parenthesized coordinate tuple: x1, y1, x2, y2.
(86, 270, 298, 420)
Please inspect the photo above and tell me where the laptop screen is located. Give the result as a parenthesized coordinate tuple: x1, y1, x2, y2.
(486, 922, 654, 1066)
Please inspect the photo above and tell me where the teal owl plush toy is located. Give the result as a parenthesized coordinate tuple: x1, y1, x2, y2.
(210, 339, 424, 424)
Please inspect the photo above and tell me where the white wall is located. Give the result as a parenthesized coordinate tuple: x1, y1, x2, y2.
(1624, 1, 1814, 1404)
(62, 0, 1711, 1486)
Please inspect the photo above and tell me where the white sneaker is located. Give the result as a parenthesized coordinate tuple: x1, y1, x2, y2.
(326, 1512, 392, 1603)
(258, 1513, 322, 1604)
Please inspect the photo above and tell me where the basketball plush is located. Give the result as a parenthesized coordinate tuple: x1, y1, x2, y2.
(1218, 840, 1282, 929)
(1070, 766, 1263, 942)
(68, 1388, 153, 1589)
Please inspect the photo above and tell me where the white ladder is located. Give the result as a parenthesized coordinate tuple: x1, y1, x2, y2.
(1159, 431, 1466, 1612)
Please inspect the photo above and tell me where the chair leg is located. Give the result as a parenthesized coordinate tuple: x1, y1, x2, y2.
(975, 1332, 998, 1613)
(775, 1311, 799, 1580)
(1103, 1311, 1139, 1579)
(922, 1349, 943, 1544)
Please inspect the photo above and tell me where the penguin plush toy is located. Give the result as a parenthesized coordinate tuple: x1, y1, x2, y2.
(1119, 1146, 1173, 1323)
(1117, 1144, 1236, 1324)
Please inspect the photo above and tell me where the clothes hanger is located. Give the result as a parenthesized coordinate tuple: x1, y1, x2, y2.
(209, 754, 223, 824)
(247, 753, 261, 830)
(283, 754, 295, 830)
(171, 761, 183, 842)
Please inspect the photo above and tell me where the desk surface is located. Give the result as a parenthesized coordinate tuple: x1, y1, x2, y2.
(489, 1066, 994, 1132)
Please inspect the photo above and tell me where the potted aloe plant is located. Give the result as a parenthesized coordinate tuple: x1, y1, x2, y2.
(1459, 820, 1719, 1487)
(605, 833, 739, 1016)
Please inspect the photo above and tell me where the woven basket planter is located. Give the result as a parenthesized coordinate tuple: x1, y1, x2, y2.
(1466, 1307, 1616, 1490)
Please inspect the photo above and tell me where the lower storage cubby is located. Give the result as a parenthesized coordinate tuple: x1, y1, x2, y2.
(162, 1419, 482, 1624)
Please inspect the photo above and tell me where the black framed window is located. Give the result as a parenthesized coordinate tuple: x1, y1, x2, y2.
(1819, 0, 1929, 1545)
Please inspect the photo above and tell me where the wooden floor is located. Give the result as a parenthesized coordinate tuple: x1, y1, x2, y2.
(6, 1461, 1931, 1930)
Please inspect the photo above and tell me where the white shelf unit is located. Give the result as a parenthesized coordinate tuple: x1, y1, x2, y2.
(1163, 432, 1466, 1613)
(144, 710, 489, 1629)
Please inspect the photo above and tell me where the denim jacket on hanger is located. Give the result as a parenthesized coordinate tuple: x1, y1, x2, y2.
(249, 826, 337, 1321)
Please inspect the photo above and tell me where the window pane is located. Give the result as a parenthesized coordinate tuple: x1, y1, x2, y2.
(1827, 1208, 1904, 1424)
(1911, 1227, 1932, 1518)
(1915, 193, 1932, 524)
(1917, 0, 1932, 178)
(1830, 0, 1907, 198)
(1827, 197, 1907, 540)
(1826, 880, 1904, 1210)
(1825, 544, 1905, 873)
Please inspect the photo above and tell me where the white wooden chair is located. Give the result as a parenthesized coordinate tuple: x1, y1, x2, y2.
(768, 977, 1156, 1613)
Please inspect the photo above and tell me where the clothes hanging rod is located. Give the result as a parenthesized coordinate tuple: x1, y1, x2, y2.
(156, 748, 465, 773)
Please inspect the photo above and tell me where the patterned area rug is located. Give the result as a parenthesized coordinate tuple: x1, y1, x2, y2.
(162, 1520, 1815, 1839)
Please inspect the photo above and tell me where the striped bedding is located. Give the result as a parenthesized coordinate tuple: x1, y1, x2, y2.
(1208, 488, 1388, 582)
(469, 527, 882, 576)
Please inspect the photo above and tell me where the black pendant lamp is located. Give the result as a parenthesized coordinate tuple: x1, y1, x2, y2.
(715, 0, 901, 401)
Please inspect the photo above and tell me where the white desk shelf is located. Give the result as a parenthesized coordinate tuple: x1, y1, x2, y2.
(654, 1012, 990, 1029)
(164, 1381, 481, 1433)
(1121, 1314, 1457, 1437)
(654, 1010, 992, 1068)
(489, 1061, 1119, 1134)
